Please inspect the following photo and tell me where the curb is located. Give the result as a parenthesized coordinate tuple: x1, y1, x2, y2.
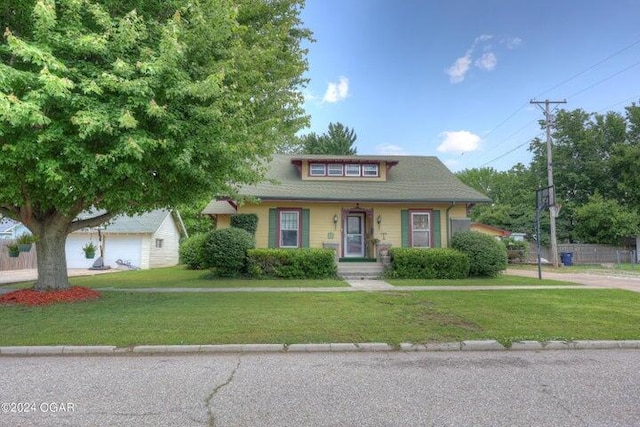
(1, 340, 640, 356)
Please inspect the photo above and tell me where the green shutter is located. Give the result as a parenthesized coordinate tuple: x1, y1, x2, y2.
(401, 210, 409, 247)
(301, 209, 310, 248)
(268, 208, 277, 248)
(432, 210, 441, 248)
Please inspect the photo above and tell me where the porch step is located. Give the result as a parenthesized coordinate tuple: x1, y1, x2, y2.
(337, 262, 385, 280)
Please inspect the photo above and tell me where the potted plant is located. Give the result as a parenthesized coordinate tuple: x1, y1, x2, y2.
(7, 243, 20, 258)
(16, 233, 36, 252)
(82, 241, 97, 259)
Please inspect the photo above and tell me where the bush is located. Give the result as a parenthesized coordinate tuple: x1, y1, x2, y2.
(231, 214, 259, 236)
(247, 248, 336, 279)
(179, 233, 210, 270)
(204, 228, 255, 276)
(451, 231, 507, 277)
(386, 248, 469, 279)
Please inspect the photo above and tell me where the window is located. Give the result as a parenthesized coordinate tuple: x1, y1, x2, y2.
(362, 164, 379, 176)
(327, 163, 343, 176)
(345, 164, 361, 176)
(279, 211, 300, 247)
(155, 239, 164, 248)
(309, 163, 326, 176)
(411, 212, 431, 247)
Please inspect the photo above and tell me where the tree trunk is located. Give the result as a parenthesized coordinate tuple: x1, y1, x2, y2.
(34, 229, 71, 290)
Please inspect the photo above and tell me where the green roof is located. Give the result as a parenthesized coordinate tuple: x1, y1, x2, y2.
(238, 154, 491, 203)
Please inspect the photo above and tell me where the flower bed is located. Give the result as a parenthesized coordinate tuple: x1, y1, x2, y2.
(0, 287, 101, 306)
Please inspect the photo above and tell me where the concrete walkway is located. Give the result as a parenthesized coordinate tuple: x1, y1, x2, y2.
(0, 268, 121, 285)
(505, 268, 640, 293)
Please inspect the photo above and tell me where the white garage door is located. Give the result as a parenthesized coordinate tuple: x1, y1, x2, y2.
(65, 235, 142, 269)
(66, 235, 98, 269)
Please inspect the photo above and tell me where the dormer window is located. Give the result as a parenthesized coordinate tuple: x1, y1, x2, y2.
(362, 164, 379, 177)
(327, 164, 343, 176)
(345, 164, 361, 176)
(309, 163, 326, 176)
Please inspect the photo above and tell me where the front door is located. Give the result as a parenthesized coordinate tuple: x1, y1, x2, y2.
(344, 214, 364, 257)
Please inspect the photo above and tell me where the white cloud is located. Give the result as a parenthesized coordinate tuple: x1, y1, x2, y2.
(446, 54, 472, 84)
(322, 76, 349, 103)
(437, 130, 482, 153)
(375, 144, 407, 155)
(505, 36, 522, 49)
(475, 52, 497, 71)
(446, 34, 521, 83)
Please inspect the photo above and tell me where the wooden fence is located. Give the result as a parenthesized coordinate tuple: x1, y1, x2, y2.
(524, 243, 637, 264)
(0, 239, 37, 271)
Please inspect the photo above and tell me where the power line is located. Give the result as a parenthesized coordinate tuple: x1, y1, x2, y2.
(567, 60, 640, 100)
(535, 37, 640, 99)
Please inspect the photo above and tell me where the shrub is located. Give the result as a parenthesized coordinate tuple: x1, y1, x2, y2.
(204, 228, 255, 276)
(387, 248, 469, 279)
(451, 231, 507, 277)
(231, 214, 259, 236)
(179, 232, 211, 270)
(247, 248, 336, 279)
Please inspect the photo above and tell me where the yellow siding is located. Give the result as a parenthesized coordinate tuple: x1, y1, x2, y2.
(233, 201, 472, 252)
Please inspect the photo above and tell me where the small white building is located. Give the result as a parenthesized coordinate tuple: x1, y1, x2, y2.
(66, 210, 187, 269)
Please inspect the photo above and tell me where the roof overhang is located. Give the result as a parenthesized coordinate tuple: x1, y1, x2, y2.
(201, 200, 238, 215)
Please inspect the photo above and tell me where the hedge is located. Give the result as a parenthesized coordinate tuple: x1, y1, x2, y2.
(204, 227, 255, 276)
(386, 247, 470, 279)
(247, 248, 336, 279)
(179, 232, 210, 270)
(451, 231, 507, 277)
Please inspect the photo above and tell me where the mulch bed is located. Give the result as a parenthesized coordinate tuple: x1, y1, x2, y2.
(0, 287, 101, 306)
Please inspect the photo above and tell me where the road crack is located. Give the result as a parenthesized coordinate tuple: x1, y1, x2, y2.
(205, 359, 241, 427)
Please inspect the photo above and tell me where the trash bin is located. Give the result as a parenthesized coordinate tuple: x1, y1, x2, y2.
(560, 252, 573, 266)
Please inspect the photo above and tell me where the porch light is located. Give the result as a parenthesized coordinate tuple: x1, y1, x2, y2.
(376, 215, 382, 229)
(333, 214, 339, 229)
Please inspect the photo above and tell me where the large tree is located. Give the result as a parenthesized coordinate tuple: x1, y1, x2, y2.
(301, 121, 357, 154)
(0, 0, 310, 289)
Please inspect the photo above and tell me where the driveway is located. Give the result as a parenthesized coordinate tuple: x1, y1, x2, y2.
(0, 268, 120, 285)
(506, 268, 640, 293)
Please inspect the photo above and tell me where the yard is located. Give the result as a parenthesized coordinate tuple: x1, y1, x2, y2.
(1, 266, 639, 347)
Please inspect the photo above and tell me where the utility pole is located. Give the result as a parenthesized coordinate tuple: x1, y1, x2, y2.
(530, 99, 566, 268)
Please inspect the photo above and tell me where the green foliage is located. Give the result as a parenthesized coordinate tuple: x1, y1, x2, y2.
(572, 193, 640, 244)
(451, 231, 507, 277)
(204, 228, 255, 276)
(0, 0, 310, 289)
(179, 232, 210, 270)
(231, 214, 258, 236)
(177, 201, 214, 236)
(502, 237, 528, 263)
(247, 248, 336, 279)
(16, 233, 37, 244)
(386, 248, 469, 279)
(301, 122, 358, 155)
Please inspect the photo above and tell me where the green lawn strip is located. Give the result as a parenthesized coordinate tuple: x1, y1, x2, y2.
(4, 266, 348, 289)
(1, 289, 638, 347)
(387, 276, 580, 287)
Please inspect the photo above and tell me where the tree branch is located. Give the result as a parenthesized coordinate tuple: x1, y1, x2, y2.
(68, 211, 118, 233)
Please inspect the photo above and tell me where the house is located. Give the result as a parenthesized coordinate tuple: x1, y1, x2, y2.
(66, 209, 187, 269)
(0, 217, 31, 240)
(470, 222, 512, 239)
(203, 155, 490, 260)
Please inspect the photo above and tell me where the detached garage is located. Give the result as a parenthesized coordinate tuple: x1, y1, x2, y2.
(66, 210, 187, 270)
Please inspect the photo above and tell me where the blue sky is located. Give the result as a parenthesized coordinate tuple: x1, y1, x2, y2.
(299, 0, 640, 171)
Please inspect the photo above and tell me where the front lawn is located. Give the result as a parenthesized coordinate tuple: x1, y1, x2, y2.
(1, 289, 638, 346)
(4, 266, 349, 289)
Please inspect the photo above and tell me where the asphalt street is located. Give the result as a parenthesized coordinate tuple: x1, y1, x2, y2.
(1, 350, 639, 426)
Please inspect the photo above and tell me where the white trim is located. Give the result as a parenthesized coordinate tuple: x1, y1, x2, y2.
(279, 210, 300, 248)
(309, 163, 326, 176)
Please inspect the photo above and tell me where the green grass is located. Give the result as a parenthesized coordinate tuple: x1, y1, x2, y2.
(1, 289, 638, 346)
(387, 276, 580, 287)
(5, 266, 349, 289)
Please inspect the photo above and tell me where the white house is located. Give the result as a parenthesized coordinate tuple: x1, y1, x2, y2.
(0, 217, 31, 240)
(66, 210, 187, 269)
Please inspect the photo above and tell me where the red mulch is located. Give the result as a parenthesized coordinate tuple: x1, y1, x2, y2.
(0, 287, 101, 306)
